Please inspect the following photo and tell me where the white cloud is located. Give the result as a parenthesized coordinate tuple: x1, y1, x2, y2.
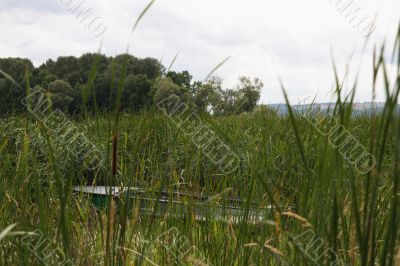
(0, 0, 398, 103)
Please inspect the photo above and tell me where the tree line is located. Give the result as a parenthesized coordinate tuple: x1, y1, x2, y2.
(0, 54, 263, 115)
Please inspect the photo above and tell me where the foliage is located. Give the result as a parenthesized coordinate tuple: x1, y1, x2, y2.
(0, 58, 34, 114)
(153, 77, 183, 104)
(46, 80, 75, 112)
(0, 55, 263, 116)
(193, 76, 263, 115)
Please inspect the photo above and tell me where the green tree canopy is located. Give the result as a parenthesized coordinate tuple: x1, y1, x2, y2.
(166, 71, 192, 91)
(235, 76, 263, 113)
(47, 80, 75, 112)
(0, 55, 264, 116)
(122, 74, 153, 111)
(153, 77, 183, 105)
(0, 58, 34, 113)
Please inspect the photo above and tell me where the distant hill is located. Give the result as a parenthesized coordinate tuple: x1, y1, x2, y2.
(267, 102, 395, 115)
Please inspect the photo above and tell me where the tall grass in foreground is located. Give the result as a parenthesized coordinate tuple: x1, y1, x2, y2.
(0, 24, 399, 266)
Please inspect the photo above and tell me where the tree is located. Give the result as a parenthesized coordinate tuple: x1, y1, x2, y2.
(78, 53, 109, 83)
(166, 71, 192, 91)
(0, 58, 34, 113)
(47, 80, 75, 112)
(193, 77, 222, 113)
(138, 58, 164, 79)
(192, 76, 263, 115)
(78, 53, 110, 111)
(153, 77, 183, 105)
(235, 76, 263, 113)
(122, 74, 153, 111)
(0, 54, 173, 115)
(109, 55, 163, 79)
(216, 88, 239, 115)
(44, 74, 59, 87)
(0, 58, 34, 83)
(53, 56, 81, 85)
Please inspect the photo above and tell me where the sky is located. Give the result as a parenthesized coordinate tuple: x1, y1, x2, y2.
(0, 0, 399, 104)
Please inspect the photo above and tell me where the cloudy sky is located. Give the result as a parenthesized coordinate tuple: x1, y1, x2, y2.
(0, 0, 399, 103)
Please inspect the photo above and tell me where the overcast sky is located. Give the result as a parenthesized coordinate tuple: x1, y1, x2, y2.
(0, 0, 399, 103)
